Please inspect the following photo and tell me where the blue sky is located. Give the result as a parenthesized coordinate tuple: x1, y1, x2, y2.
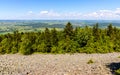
(0, 0, 120, 20)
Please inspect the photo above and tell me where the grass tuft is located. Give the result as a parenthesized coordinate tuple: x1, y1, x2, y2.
(87, 59, 94, 64)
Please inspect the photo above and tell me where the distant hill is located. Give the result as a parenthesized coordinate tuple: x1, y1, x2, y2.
(0, 20, 120, 34)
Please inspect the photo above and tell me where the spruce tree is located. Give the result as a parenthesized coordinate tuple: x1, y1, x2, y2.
(44, 28, 51, 52)
(64, 22, 73, 39)
(51, 28, 58, 46)
(93, 23, 100, 41)
(107, 24, 113, 37)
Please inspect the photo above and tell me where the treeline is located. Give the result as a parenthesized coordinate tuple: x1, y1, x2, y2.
(0, 22, 120, 55)
(19, 22, 65, 28)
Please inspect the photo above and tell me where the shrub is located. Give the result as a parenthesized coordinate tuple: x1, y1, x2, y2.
(118, 56, 120, 58)
(51, 46, 58, 53)
(87, 59, 94, 64)
(115, 69, 120, 75)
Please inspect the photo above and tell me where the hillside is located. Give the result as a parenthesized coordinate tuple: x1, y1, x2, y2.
(0, 20, 120, 34)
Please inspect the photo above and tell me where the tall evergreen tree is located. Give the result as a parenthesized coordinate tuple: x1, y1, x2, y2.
(44, 28, 51, 52)
(107, 24, 114, 37)
(64, 22, 73, 39)
(51, 28, 58, 46)
(93, 23, 100, 41)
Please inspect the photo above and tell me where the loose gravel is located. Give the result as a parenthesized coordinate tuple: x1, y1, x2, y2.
(0, 53, 120, 75)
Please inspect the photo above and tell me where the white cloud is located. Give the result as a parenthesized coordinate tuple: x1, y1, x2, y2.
(83, 8, 120, 20)
(28, 11, 33, 14)
(37, 9, 120, 19)
(5, 8, 120, 20)
(40, 11, 49, 14)
(27, 11, 33, 15)
(40, 10, 60, 17)
(115, 8, 120, 15)
(38, 10, 61, 19)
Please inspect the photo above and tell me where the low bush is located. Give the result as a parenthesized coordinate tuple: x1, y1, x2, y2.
(87, 59, 94, 64)
(115, 69, 120, 75)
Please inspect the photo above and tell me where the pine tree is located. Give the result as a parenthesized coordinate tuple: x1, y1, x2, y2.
(93, 23, 100, 41)
(107, 24, 114, 37)
(51, 28, 58, 46)
(44, 28, 51, 52)
(64, 22, 73, 39)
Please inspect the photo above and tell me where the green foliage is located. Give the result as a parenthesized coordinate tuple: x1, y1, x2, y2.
(118, 56, 120, 58)
(51, 46, 58, 53)
(87, 59, 94, 64)
(107, 24, 114, 37)
(64, 22, 74, 39)
(115, 69, 120, 75)
(51, 28, 58, 46)
(93, 23, 100, 41)
(0, 22, 120, 55)
(44, 28, 52, 52)
(36, 42, 46, 52)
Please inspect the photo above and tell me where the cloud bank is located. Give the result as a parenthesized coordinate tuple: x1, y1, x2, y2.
(2, 8, 120, 20)
(31, 8, 120, 20)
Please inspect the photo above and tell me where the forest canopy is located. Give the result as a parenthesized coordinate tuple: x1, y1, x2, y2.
(0, 22, 120, 55)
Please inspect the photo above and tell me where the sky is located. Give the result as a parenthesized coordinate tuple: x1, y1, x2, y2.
(0, 0, 120, 20)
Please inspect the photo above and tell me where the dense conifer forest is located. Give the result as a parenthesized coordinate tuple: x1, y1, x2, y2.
(0, 22, 120, 55)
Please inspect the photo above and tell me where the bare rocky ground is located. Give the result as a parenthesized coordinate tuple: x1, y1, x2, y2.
(0, 53, 120, 75)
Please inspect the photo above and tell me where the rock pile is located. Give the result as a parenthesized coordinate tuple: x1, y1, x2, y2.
(0, 53, 120, 75)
